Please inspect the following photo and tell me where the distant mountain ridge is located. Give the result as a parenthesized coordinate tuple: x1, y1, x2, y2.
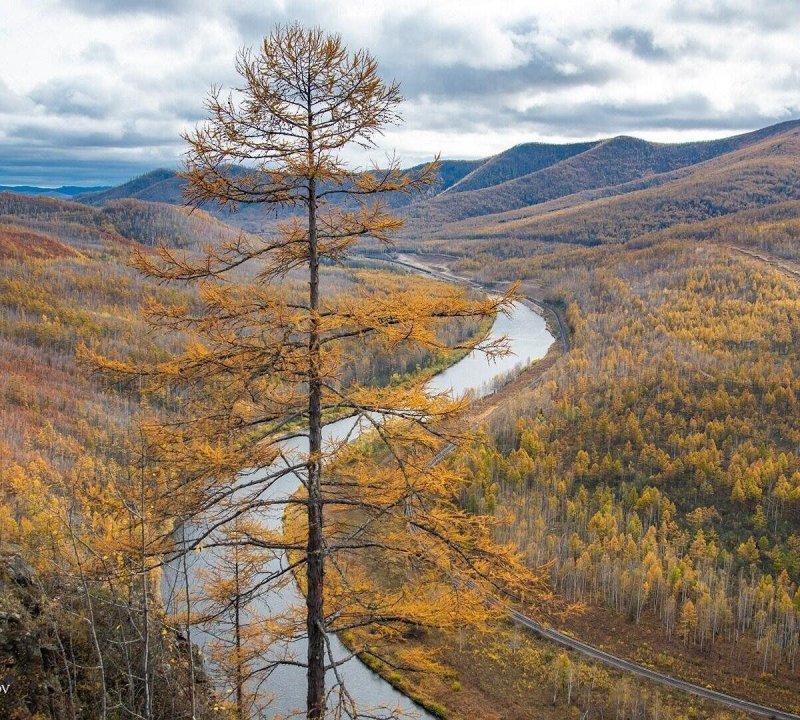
(443, 140, 599, 194)
(435, 123, 800, 245)
(75, 160, 489, 229)
(79, 169, 184, 206)
(0, 185, 111, 200)
(73, 118, 800, 244)
(403, 119, 800, 231)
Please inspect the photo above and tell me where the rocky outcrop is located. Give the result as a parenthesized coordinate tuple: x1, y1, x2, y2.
(0, 548, 219, 720)
(0, 552, 69, 720)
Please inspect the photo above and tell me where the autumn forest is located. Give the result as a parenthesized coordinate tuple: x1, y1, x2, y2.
(2, 17, 800, 720)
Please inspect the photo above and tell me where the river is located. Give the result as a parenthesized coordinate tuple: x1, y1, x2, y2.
(162, 294, 554, 718)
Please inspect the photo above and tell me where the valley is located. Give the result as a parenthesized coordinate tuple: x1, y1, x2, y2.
(2, 115, 800, 720)
(364, 251, 800, 719)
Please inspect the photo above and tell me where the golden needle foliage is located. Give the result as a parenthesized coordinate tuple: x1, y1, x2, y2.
(88, 24, 534, 720)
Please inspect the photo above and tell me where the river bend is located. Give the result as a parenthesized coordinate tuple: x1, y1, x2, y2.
(162, 298, 554, 718)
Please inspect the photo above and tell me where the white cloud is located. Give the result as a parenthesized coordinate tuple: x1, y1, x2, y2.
(0, 0, 798, 184)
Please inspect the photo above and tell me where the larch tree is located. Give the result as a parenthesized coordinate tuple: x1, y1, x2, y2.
(196, 517, 271, 719)
(91, 24, 532, 720)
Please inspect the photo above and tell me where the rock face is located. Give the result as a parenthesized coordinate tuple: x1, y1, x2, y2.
(0, 550, 217, 720)
(0, 553, 69, 720)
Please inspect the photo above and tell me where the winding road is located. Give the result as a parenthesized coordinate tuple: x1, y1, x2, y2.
(729, 245, 800, 282)
(509, 610, 800, 720)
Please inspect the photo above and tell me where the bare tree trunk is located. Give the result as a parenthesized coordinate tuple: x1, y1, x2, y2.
(67, 508, 107, 720)
(47, 592, 78, 720)
(234, 547, 244, 720)
(306, 153, 326, 719)
(181, 524, 196, 719)
(139, 427, 153, 720)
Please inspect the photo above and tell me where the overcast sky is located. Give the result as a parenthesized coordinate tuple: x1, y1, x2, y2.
(1, 0, 799, 186)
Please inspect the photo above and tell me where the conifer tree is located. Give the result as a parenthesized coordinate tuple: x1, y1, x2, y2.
(90, 24, 528, 720)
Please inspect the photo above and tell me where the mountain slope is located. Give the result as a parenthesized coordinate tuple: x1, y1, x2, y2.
(77, 160, 487, 227)
(416, 159, 487, 193)
(0, 226, 80, 259)
(405, 119, 800, 232)
(75, 118, 800, 241)
(78, 168, 180, 206)
(445, 140, 599, 194)
(434, 123, 800, 244)
(0, 191, 240, 252)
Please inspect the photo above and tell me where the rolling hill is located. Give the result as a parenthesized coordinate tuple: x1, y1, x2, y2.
(0, 191, 241, 252)
(432, 122, 800, 245)
(76, 118, 800, 246)
(0, 225, 79, 259)
(77, 160, 487, 230)
(443, 139, 599, 194)
(401, 119, 800, 235)
(78, 168, 184, 207)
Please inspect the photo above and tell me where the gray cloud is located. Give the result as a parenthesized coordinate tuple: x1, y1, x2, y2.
(609, 27, 672, 61)
(0, 78, 29, 113)
(0, 142, 178, 186)
(392, 55, 613, 100)
(229, 5, 346, 46)
(29, 77, 115, 120)
(63, 0, 190, 16)
(6, 123, 178, 150)
(80, 42, 117, 64)
(403, 89, 797, 143)
(504, 96, 796, 139)
(671, 0, 800, 30)
(398, 89, 800, 146)
(231, 8, 615, 103)
(380, 26, 612, 100)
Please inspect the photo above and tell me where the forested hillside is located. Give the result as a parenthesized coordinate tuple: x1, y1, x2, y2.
(395, 220, 800, 715)
(0, 189, 485, 504)
(0, 195, 217, 719)
(0, 192, 489, 719)
(432, 126, 800, 244)
(0, 192, 243, 251)
(443, 139, 599, 194)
